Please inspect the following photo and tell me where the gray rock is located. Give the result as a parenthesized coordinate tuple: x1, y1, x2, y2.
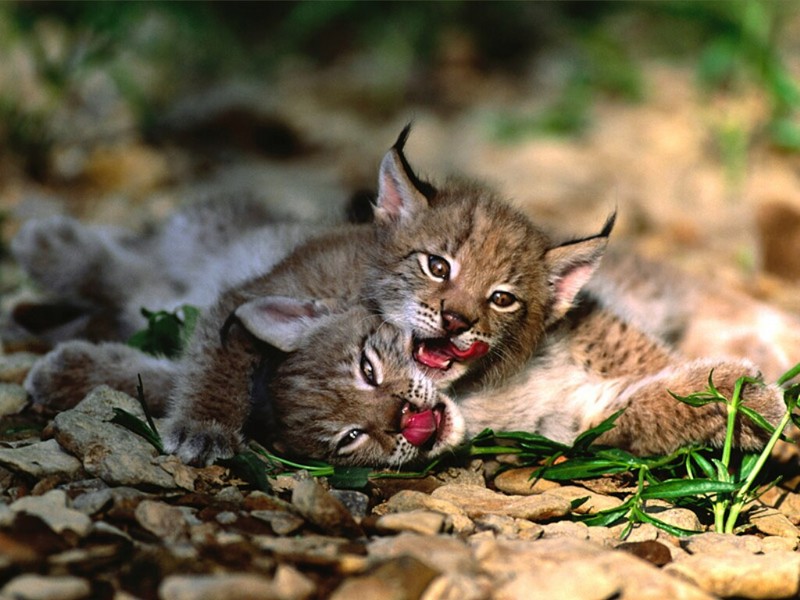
(1, 574, 91, 600)
(250, 510, 305, 536)
(0, 383, 27, 416)
(431, 484, 571, 521)
(329, 489, 370, 520)
(665, 549, 800, 599)
(51, 386, 176, 489)
(0, 439, 82, 479)
(10, 489, 92, 538)
(291, 479, 361, 538)
(375, 510, 447, 536)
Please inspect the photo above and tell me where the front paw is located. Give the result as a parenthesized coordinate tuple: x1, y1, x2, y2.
(161, 417, 244, 466)
(25, 341, 103, 411)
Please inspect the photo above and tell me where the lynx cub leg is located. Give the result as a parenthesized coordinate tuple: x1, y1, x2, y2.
(595, 358, 785, 455)
(24, 341, 176, 413)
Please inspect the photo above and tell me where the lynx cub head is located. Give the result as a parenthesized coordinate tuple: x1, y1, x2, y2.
(364, 127, 615, 388)
(236, 297, 466, 467)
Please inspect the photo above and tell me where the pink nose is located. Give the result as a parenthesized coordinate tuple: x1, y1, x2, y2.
(401, 410, 438, 446)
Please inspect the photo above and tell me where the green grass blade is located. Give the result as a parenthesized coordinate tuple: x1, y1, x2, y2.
(640, 478, 739, 500)
(777, 362, 800, 386)
(571, 409, 624, 451)
(110, 408, 164, 453)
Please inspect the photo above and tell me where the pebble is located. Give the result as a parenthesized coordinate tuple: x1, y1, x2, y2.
(290, 478, 362, 538)
(492, 467, 562, 495)
(0, 574, 91, 600)
(0, 382, 27, 416)
(665, 549, 800, 599)
(431, 484, 571, 521)
(681, 532, 763, 555)
(250, 510, 305, 536)
(369, 533, 476, 574)
(10, 490, 92, 538)
(547, 484, 624, 514)
(51, 386, 176, 488)
(749, 506, 800, 539)
(374, 489, 474, 534)
(134, 499, 192, 544)
(0, 439, 82, 479)
(374, 510, 447, 536)
(330, 556, 438, 600)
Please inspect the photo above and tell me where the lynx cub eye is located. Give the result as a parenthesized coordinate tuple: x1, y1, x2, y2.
(336, 428, 367, 455)
(418, 253, 450, 282)
(490, 290, 519, 312)
(360, 351, 378, 386)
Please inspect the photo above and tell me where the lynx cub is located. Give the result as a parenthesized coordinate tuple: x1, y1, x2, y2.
(15, 128, 795, 466)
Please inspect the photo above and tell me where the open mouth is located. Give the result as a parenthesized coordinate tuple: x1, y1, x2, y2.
(399, 402, 445, 447)
(413, 338, 490, 371)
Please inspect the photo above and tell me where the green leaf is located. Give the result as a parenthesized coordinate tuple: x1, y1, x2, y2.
(220, 451, 273, 493)
(777, 362, 800, 387)
(738, 405, 777, 436)
(571, 409, 624, 451)
(535, 457, 632, 481)
(328, 466, 373, 490)
(127, 304, 201, 358)
(579, 505, 631, 528)
(110, 408, 163, 453)
(689, 452, 717, 479)
(640, 478, 739, 500)
(669, 390, 721, 407)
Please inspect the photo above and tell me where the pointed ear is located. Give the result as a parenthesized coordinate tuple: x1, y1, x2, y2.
(234, 296, 339, 352)
(544, 213, 616, 324)
(374, 125, 436, 225)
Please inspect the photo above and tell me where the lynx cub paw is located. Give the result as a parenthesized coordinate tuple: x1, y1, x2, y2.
(162, 417, 244, 467)
(25, 340, 106, 411)
(12, 216, 110, 297)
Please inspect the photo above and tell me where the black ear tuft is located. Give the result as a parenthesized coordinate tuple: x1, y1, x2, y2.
(391, 123, 437, 202)
(245, 344, 289, 439)
(599, 210, 617, 238)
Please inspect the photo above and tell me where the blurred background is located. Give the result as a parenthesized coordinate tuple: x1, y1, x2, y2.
(3, 0, 800, 314)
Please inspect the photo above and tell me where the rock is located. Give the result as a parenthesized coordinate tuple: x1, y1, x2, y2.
(644, 506, 702, 533)
(617, 540, 673, 566)
(431, 484, 571, 521)
(0, 352, 37, 384)
(0, 382, 27, 415)
(421, 574, 489, 600)
(51, 386, 176, 489)
(0, 439, 82, 479)
(159, 568, 315, 600)
(250, 510, 305, 536)
(253, 535, 365, 568)
(473, 537, 713, 600)
(493, 468, 562, 495)
(291, 479, 362, 538)
(134, 499, 193, 544)
(665, 549, 800, 599)
(681, 532, 763, 555)
(762, 535, 798, 552)
(749, 506, 800, 539)
(374, 510, 447, 536)
(329, 489, 370, 520)
(10, 490, 92, 538)
(1, 574, 91, 600)
(541, 520, 590, 540)
(547, 485, 624, 514)
(473, 513, 544, 541)
(368, 533, 475, 575)
(373, 489, 474, 534)
(330, 556, 439, 600)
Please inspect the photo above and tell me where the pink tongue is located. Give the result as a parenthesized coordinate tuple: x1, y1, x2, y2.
(415, 340, 490, 370)
(402, 410, 438, 446)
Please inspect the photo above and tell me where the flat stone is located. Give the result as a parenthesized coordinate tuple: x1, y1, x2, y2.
(474, 537, 713, 600)
(291, 479, 361, 538)
(493, 467, 562, 495)
(665, 549, 800, 599)
(330, 556, 438, 600)
(368, 533, 475, 574)
(250, 510, 305, 536)
(10, 490, 92, 538)
(1, 574, 91, 600)
(51, 386, 176, 489)
(762, 535, 798, 552)
(681, 532, 763, 555)
(159, 568, 315, 600)
(0, 439, 82, 479)
(374, 510, 447, 536)
(644, 506, 702, 533)
(0, 352, 37, 384)
(541, 520, 590, 540)
(547, 485, 624, 514)
(473, 514, 544, 540)
(431, 484, 571, 521)
(0, 383, 27, 416)
(749, 506, 800, 539)
(373, 489, 473, 534)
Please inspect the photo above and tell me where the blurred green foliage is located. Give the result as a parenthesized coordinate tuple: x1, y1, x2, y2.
(0, 0, 798, 165)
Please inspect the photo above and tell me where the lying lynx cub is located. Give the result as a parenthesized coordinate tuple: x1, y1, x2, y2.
(16, 128, 794, 466)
